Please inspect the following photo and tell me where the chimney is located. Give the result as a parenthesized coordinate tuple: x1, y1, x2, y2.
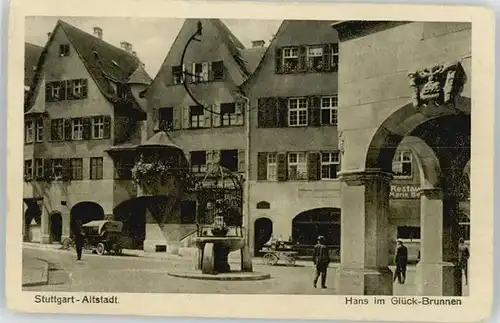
(47, 32, 52, 39)
(120, 41, 133, 54)
(251, 40, 265, 48)
(93, 27, 103, 40)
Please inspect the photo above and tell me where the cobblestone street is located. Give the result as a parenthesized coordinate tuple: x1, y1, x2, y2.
(22, 246, 469, 295)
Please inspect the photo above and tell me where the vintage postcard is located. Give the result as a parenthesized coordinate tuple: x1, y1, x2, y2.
(5, 0, 495, 321)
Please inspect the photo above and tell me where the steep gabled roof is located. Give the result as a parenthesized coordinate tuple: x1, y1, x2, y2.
(142, 19, 254, 97)
(25, 20, 150, 115)
(241, 47, 267, 74)
(127, 65, 152, 85)
(24, 42, 43, 88)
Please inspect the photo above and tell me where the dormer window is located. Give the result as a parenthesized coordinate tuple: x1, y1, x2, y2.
(307, 46, 324, 71)
(282, 47, 299, 73)
(59, 44, 70, 57)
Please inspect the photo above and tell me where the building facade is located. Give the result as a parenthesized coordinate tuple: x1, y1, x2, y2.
(23, 20, 151, 245)
(141, 18, 266, 251)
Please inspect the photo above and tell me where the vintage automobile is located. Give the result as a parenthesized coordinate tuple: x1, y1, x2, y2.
(62, 220, 124, 256)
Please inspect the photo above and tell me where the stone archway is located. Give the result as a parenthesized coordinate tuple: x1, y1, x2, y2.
(70, 202, 105, 236)
(254, 217, 273, 256)
(337, 92, 470, 296)
(49, 211, 63, 243)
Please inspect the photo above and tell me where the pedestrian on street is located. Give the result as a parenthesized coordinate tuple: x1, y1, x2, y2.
(313, 236, 330, 289)
(458, 238, 470, 285)
(75, 227, 85, 261)
(393, 239, 408, 284)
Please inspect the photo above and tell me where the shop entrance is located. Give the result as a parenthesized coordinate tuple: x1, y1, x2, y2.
(50, 211, 62, 242)
(292, 208, 341, 259)
(254, 218, 273, 255)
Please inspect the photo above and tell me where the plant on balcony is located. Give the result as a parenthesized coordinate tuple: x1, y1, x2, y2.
(131, 157, 172, 185)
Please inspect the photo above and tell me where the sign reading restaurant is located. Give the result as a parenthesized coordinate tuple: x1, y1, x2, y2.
(390, 184, 420, 199)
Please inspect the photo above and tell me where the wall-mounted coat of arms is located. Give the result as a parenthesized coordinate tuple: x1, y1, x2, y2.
(407, 61, 467, 108)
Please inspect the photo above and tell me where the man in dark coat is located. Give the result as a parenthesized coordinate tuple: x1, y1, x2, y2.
(458, 238, 470, 285)
(393, 239, 408, 284)
(74, 227, 85, 261)
(313, 236, 330, 289)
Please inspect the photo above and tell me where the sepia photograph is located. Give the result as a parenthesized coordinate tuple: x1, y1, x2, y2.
(5, 0, 495, 321)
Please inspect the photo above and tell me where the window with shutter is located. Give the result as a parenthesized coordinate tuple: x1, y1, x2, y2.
(320, 152, 340, 180)
(275, 48, 283, 74)
(288, 98, 308, 126)
(35, 118, 44, 142)
(309, 96, 321, 126)
(25, 120, 34, 144)
(288, 152, 307, 180)
(51, 158, 63, 180)
(50, 119, 64, 141)
(71, 118, 83, 140)
(266, 153, 277, 181)
(276, 153, 288, 181)
(159, 107, 174, 131)
(70, 158, 83, 180)
(190, 151, 206, 173)
(190, 105, 204, 128)
(103, 116, 111, 139)
(212, 61, 224, 81)
(91, 116, 105, 139)
(321, 96, 338, 126)
(35, 158, 44, 180)
(283, 47, 299, 73)
(257, 152, 268, 180)
(172, 65, 184, 85)
(90, 157, 104, 180)
(221, 103, 236, 127)
(257, 97, 278, 128)
(307, 152, 320, 181)
(220, 149, 238, 171)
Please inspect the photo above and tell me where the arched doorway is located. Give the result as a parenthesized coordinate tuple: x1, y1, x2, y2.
(292, 208, 341, 260)
(70, 202, 105, 236)
(50, 211, 62, 242)
(339, 94, 471, 296)
(113, 197, 149, 249)
(24, 200, 41, 242)
(254, 218, 273, 255)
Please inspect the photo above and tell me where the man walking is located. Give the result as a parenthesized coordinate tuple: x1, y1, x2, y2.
(393, 239, 408, 284)
(313, 236, 330, 289)
(74, 226, 85, 261)
(458, 238, 470, 285)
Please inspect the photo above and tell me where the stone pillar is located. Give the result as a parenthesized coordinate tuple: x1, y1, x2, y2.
(415, 188, 455, 295)
(61, 211, 71, 240)
(40, 202, 50, 244)
(143, 208, 167, 253)
(335, 170, 393, 295)
(240, 243, 253, 272)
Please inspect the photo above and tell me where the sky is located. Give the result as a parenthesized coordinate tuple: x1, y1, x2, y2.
(25, 17, 282, 77)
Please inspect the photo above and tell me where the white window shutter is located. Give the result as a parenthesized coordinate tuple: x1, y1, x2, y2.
(191, 63, 197, 83)
(173, 106, 182, 130)
(202, 62, 209, 82)
(204, 106, 212, 128)
(212, 104, 221, 127)
(238, 150, 245, 173)
(182, 106, 190, 129)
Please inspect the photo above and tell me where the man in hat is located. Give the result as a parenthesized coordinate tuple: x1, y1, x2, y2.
(458, 238, 470, 285)
(312, 236, 330, 288)
(393, 239, 408, 284)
